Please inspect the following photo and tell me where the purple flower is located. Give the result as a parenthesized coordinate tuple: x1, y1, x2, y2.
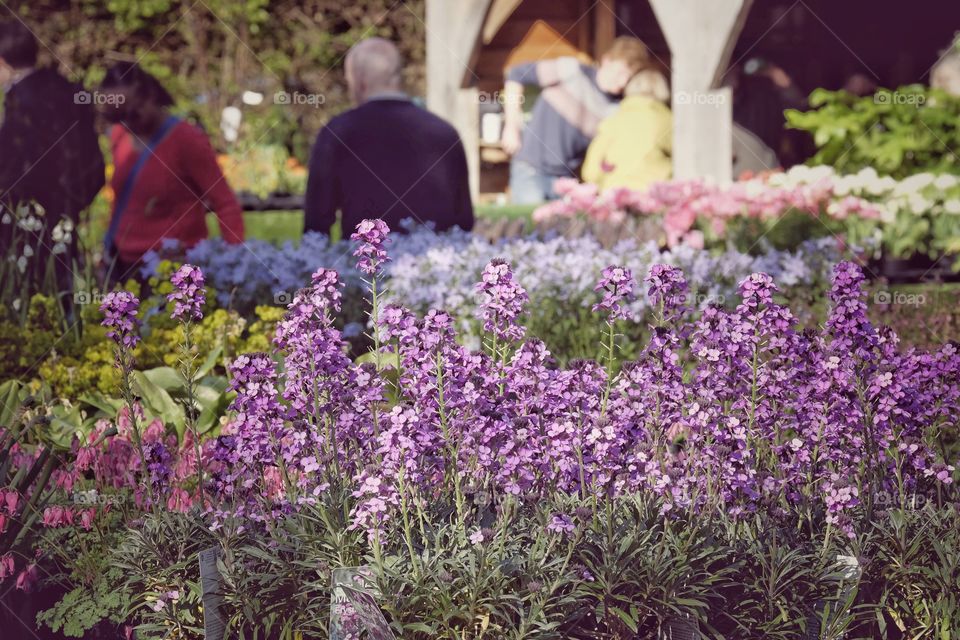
(168, 263, 206, 321)
(546, 513, 575, 536)
(645, 264, 687, 323)
(594, 265, 635, 323)
(351, 219, 390, 275)
(144, 441, 173, 492)
(100, 291, 141, 349)
(476, 259, 528, 342)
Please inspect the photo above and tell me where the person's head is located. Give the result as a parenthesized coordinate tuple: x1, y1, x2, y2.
(932, 51, 960, 96)
(0, 20, 38, 88)
(842, 72, 877, 98)
(344, 37, 403, 104)
(596, 36, 650, 95)
(625, 69, 669, 102)
(99, 62, 174, 133)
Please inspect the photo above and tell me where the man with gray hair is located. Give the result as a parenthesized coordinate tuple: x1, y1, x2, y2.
(304, 37, 474, 236)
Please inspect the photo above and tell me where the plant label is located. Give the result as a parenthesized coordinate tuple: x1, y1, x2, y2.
(329, 566, 395, 640)
(198, 546, 226, 640)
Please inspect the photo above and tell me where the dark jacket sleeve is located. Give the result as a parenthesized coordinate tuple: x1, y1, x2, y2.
(0, 85, 33, 196)
(303, 125, 339, 236)
(450, 132, 474, 232)
(67, 97, 106, 215)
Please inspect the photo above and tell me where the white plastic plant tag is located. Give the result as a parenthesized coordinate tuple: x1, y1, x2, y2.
(329, 566, 395, 640)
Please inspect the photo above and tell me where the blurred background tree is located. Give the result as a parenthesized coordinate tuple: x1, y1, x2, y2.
(10, 0, 426, 161)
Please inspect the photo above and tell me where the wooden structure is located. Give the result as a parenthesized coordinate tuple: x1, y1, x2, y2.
(426, 0, 628, 199)
(426, 0, 960, 199)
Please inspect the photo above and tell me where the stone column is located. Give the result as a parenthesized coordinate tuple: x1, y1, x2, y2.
(425, 0, 492, 200)
(649, 0, 754, 182)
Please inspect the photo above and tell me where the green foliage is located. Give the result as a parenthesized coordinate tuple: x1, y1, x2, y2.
(786, 86, 960, 177)
(15, 1, 426, 155)
(36, 565, 130, 637)
(112, 509, 215, 638)
(117, 492, 937, 639)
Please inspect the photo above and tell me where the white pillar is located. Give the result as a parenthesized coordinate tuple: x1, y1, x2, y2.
(649, 0, 753, 182)
(426, 0, 491, 200)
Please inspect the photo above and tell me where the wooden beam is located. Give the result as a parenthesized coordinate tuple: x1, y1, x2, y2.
(593, 0, 616, 59)
(483, 0, 524, 44)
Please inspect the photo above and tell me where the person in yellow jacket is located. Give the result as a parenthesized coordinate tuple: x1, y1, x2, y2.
(582, 69, 672, 191)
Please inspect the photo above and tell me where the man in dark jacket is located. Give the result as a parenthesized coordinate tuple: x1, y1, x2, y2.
(304, 37, 473, 237)
(0, 20, 105, 303)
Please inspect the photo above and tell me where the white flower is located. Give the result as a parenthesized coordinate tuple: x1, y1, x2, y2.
(934, 174, 957, 190)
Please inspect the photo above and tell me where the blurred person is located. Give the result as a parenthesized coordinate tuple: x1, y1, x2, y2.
(842, 72, 878, 98)
(501, 36, 650, 204)
(304, 37, 473, 236)
(731, 58, 808, 167)
(98, 62, 243, 282)
(581, 69, 672, 191)
(0, 19, 104, 300)
(932, 50, 960, 96)
(732, 122, 779, 179)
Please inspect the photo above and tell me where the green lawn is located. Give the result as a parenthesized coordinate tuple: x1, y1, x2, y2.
(207, 203, 537, 244)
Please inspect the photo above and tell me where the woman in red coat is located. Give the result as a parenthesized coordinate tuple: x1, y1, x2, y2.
(98, 63, 244, 282)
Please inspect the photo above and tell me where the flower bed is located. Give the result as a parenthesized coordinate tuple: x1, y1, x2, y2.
(144, 226, 853, 362)
(533, 167, 960, 269)
(3, 221, 958, 638)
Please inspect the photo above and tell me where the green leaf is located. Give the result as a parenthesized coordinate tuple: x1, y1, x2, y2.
(0, 379, 24, 428)
(132, 370, 186, 432)
(194, 344, 223, 381)
(142, 366, 186, 390)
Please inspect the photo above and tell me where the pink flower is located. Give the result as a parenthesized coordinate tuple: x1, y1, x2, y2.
(78, 509, 97, 530)
(167, 488, 194, 513)
(0, 553, 14, 579)
(15, 563, 38, 592)
(1, 490, 18, 514)
(42, 506, 74, 528)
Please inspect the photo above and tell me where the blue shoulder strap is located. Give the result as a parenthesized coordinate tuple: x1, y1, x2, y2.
(104, 115, 180, 256)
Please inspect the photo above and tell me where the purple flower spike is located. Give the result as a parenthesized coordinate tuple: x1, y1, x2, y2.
(476, 258, 529, 342)
(351, 219, 390, 275)
(594, 265, 635, 323)
(737, 272, 777, 310)
(645, 264, 687, 321)
(168, 263, 206, 321)
(100, 291, 141, 349)
(827, 261, 877, 358)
